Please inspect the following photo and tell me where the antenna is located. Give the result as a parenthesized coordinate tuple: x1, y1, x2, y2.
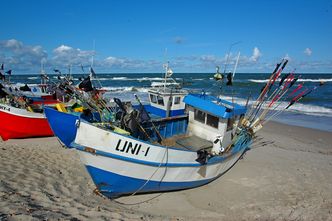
(223, 41, 241, 74)
(91, 39, 96, 68)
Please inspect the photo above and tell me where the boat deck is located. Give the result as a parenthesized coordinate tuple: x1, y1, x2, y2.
(161, 134, 213, 152)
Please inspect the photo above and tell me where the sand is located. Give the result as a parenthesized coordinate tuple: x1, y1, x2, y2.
(0, 122, 331, 220)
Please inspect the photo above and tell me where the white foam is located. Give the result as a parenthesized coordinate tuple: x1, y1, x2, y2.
(249, 78, 332, 83)
(111, 77, 128, 80)
(100, 86, 149, 93)
(287, 103, 332, 117)
(27, 77, 39, 80)
(297, 78, 332, 82)
(218, 95, 332, 117)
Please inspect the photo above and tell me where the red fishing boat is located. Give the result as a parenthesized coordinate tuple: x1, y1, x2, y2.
(0, 103, 53, 141)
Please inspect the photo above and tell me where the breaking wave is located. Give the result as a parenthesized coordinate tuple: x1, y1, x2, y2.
(27, 77, 39, 80)
(100, 86, 149, 93)
(249, 78, 332, 83)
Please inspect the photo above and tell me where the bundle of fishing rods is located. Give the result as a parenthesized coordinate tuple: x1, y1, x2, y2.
(241, 59, 324, 134)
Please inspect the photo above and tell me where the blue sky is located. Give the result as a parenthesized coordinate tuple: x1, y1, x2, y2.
(0, 0, 332, 74)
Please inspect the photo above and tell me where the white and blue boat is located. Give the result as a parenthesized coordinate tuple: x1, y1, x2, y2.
(44, 64, 253, 198)
(45, 59, 321, 198)
(69, 92, 250, 198)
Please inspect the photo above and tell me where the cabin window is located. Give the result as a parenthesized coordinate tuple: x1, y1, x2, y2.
(194, 109, 206, 123)
(157, 96, 164, 106)
(206, 114, 219, 129)
(174, 96, 181, 105)
(150, 94, 157, 104)
(227, 117, 235, 131)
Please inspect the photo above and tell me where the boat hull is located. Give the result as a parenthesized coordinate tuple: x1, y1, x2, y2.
(73, 121, 251, 198)
(79, 148, 246, 198)
(0, 104, 53, 141)
(44, 107, 79, 148)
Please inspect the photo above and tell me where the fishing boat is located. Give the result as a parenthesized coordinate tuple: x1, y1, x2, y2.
(0, 71, 62, 140)
(0, 103, 53, 141)
(68, 90, 249, 198)
(46, 64, 250, 198)
(46, 59, 324, 198)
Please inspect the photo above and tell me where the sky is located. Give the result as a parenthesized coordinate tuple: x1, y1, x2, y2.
(0, 0, 332, 74)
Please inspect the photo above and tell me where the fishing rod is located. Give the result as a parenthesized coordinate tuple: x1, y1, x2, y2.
(245, 59, 284, 121)
(254, 72, 296, 119)
(262, 82, 324, 125)
(253, 74, 299, 126)
(247, 59, 288, 122)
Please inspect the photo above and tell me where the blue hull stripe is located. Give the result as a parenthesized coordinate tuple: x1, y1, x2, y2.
(84, 148, 248, 198)
(86, 165, 213, 198)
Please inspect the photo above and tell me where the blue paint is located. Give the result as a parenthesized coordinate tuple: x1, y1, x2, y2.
(44, 107, 79, 148)
(142, 104, 185, 117)
(83, 144, 249, 198)
(154, 118, 187, 138)
(85, 165, 214, 198)
(183, 94, 247, 118)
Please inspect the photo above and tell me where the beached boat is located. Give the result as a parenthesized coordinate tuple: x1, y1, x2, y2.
(47, 59, 324, 198)
(0, 103, 53, 140)
(0, 77, 60, 140)
(69, 92, 249, 198)
(44, 63, 251, 197)
(50, 66, 249, 197)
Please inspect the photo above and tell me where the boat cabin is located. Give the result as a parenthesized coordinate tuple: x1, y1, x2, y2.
(183, 94, 247, 148)
(144, 87, 187, 118)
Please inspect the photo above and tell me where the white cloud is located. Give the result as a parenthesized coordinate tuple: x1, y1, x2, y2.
(304, 48, 312, 56)
(250, 47, 262, 62)
(101, 56, 163, 72)
(51, 44, 95, 67)
(1, 39, 331, 73)
(53, 45, 72, 53)
(0, 39, 47, 72)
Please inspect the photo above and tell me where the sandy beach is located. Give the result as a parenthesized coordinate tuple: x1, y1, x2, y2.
(1, 121, 331, 221)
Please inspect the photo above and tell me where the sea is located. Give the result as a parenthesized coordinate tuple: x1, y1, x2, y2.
(8, 72, 332, 132)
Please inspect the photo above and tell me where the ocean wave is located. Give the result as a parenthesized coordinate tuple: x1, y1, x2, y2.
(218, 95, 332, 117)
(297, 78, 332, 82)
(137, 77, 164, 81)
(94, 77, 167, 81)
(111, 77, 128, 80)
(287, 103, 332, 117)
(249, 78, 332, 83)
(93, 78, 109, 81)
(100, 86, 149, 93)
(27, 77, 39, 80)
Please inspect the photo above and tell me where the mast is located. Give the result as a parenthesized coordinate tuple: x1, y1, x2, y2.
(232, 52, 241, 78)
(91, 39, 96, 68)
(163, 61, 169, 91)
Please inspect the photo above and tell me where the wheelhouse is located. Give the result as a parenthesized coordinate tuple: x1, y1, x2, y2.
(145, 87, 187, 118)
(183, 94, 247, 148)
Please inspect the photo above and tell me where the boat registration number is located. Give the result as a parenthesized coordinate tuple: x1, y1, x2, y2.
(0, 105, 10, 112)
